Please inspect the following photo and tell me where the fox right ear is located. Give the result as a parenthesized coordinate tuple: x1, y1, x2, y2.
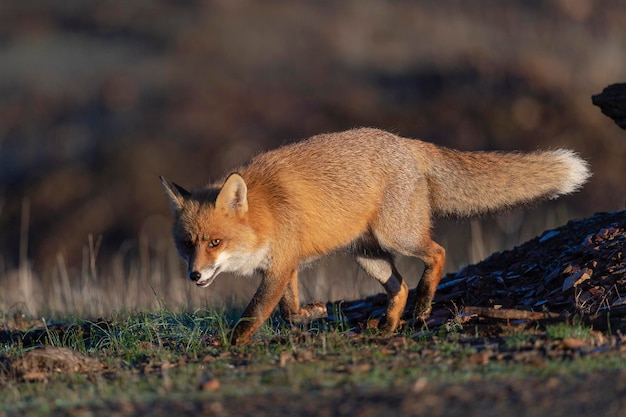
(159, 176, 190, 215)
(215, 173, 248, 216)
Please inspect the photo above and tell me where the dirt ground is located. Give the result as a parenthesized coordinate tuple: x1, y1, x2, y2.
(14, 368, 625, 417)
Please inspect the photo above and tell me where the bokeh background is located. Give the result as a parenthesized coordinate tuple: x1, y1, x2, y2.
(1, 1, 625, 316)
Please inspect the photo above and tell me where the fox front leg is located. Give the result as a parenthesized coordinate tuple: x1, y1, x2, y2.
(279, 269, 328, 324)
(230, 269, 292, 346)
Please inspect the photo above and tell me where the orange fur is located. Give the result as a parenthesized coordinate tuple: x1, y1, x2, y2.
(160, 128, 590, 345)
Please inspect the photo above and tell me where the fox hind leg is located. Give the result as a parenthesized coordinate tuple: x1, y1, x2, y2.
(370, 178, 446, 323)
(412, 239, 446, 320)
(355, 253, 409, 334)
(279, 270, 328, 325)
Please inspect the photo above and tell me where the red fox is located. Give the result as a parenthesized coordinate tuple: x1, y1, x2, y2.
(160, 128, 590, 345)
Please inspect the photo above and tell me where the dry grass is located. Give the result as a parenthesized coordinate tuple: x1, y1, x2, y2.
(0, 203, 574, 318)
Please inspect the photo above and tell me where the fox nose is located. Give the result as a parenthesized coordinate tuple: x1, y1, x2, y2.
(189, 271, 202, 281)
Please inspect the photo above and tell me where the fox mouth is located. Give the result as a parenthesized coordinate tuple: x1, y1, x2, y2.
(196, 277, 215, 288)
(194, 267, 220, 288)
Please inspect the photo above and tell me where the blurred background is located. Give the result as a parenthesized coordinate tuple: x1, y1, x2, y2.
(1, 1, 625, 317)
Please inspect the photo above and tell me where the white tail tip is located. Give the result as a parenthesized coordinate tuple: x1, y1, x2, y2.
(551, 149, 591, 197)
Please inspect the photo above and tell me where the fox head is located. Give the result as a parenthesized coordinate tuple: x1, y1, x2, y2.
(160, 173, 269, 288)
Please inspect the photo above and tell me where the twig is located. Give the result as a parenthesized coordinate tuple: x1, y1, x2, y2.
(463, 306, 561, 320)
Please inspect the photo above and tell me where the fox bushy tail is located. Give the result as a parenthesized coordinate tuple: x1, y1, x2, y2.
(417, 144, 591, 218)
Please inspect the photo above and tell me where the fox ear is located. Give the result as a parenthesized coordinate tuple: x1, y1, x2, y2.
(159, 176, 190, 215)
(215, 173, 248, 216)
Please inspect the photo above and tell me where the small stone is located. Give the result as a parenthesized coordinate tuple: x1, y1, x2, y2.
(411, 377, 428, 394)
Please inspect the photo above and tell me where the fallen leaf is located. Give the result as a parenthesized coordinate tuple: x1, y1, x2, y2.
(198, 375, 220, 392)
(22, 371, 47, 382)
(279, 351, 293, 367)
(560, 338, 587, 349)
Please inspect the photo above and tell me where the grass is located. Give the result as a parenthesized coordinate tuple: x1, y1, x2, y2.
(545, 320, 594, 341)
(1, 307, 625, 416)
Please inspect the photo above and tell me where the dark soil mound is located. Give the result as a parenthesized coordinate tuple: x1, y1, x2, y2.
(334, 211, 626, 329)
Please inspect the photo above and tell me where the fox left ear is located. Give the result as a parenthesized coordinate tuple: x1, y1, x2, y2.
(216, 173, 248, 216)
(160, 176, 190, 215)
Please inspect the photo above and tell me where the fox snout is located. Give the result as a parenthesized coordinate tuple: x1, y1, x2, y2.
(188, 264, 219, 288)
(177, 241, 223, 287)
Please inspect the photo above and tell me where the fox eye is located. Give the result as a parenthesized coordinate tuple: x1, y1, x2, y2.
(208, 239, 221, 248)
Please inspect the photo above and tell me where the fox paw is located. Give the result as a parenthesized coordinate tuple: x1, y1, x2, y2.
(376, 315, 402, 335)
(285, 302, 328, 324)
(414, 302, 433, 322)
(303, 301, 328, 320)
